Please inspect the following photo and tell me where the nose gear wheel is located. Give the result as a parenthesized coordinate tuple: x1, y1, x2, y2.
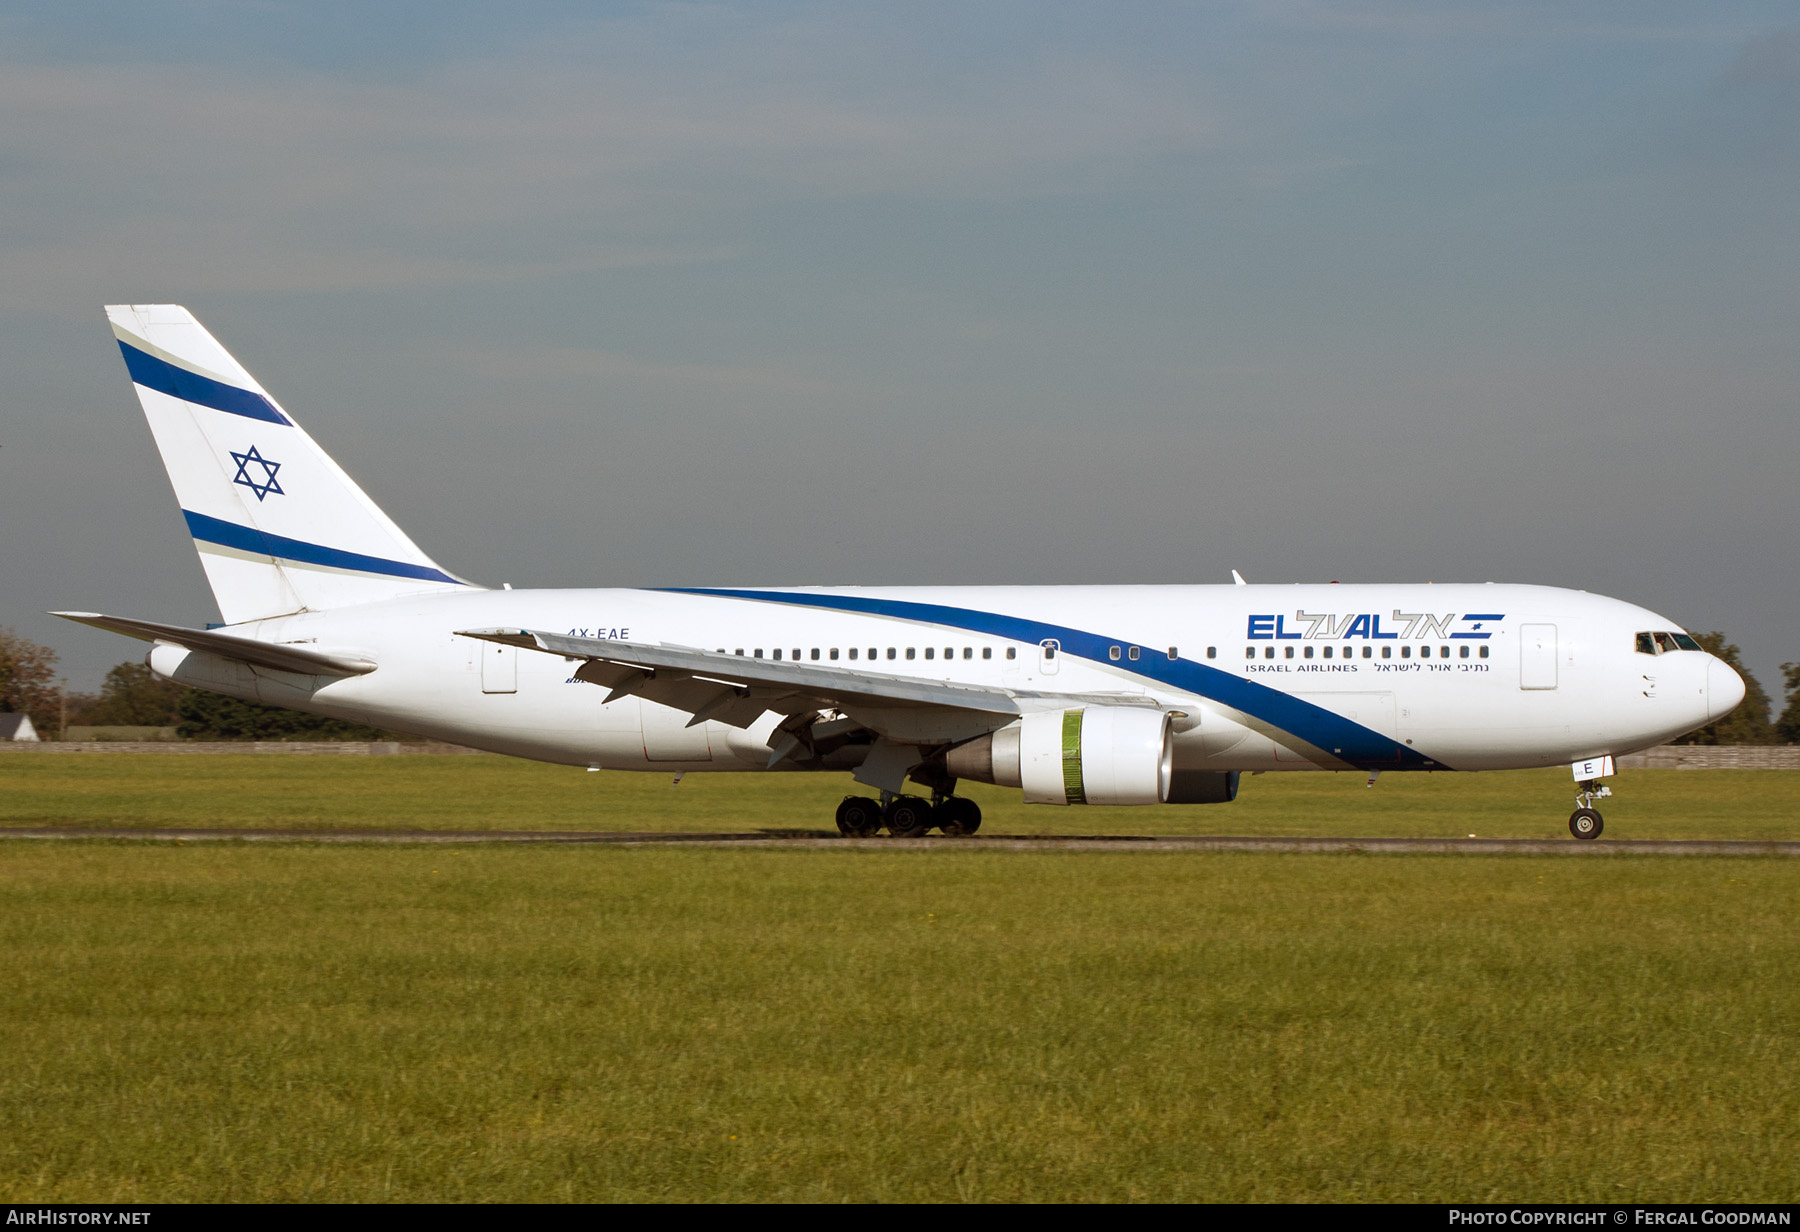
(1569, 778, 1611, 840)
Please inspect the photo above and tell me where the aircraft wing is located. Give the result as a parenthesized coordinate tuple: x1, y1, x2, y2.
(52, 611, 378, 676)
(458, 627, 1021, 733)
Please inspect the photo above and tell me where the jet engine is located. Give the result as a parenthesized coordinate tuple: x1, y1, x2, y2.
(946, 708, 1173, 805)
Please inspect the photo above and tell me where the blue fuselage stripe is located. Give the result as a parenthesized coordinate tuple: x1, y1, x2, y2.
(183, 511, 462, 585)
(119, 341, 292, 426)
(658, 587, 1438, 769)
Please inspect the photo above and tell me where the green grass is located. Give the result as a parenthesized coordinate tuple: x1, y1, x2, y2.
(1, 844, 1796, 1202)
(2, 753, 1798, 839)
(2, 758, 1797, 1200)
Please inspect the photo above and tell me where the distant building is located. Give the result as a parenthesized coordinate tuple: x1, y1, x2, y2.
(0, 713, 40, 742)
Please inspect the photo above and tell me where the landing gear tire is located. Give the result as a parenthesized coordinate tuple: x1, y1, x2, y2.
(836, 796, 883, 837)
(935, 797, 982, 836)
(1569, 808, 1604, 841)
(885, 795, 933, 838)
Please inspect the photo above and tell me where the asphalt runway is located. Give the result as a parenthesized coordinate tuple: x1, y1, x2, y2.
(1, 827, 1797, 855)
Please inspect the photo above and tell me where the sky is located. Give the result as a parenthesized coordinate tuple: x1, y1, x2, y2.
(2, 1, 1796, 701)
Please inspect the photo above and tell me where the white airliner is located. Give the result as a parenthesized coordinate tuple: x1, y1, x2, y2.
(58, 306, 1745, 840)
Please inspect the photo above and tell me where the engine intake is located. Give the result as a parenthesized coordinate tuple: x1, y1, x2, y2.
(946, 708, 1173, 805)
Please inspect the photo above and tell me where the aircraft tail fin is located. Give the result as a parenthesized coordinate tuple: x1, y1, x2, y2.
(105, 305, 474, 624)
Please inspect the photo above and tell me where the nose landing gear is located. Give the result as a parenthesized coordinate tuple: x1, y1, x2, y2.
(1569, 779, 1611, 840)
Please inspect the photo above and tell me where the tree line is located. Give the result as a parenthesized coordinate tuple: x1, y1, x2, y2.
(3, 624, 1798, 744)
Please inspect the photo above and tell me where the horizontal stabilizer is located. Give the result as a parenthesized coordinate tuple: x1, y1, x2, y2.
(52, 612, 377, 676)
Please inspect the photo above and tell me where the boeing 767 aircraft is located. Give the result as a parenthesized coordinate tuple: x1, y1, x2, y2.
(57, 306, 1745, 839)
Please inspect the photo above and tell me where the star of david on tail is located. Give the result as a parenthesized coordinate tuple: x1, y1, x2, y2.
(230, 445, 283, 501)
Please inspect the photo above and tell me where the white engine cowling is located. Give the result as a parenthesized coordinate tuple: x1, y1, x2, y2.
(957, 708, 1172, 805)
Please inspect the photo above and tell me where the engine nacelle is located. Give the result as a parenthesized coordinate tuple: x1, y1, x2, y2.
(946, 707, 1173, 805)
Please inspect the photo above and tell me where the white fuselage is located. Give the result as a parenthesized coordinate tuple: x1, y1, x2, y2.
(166, 582, 1736, 779)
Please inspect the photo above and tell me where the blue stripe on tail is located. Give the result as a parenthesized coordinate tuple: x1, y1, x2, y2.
(183, 510, 462, 585)
(119, 341, 292, 426)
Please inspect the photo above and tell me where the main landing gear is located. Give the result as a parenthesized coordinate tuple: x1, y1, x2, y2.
(1569, 778, 1612, 840)
(834, 793, 983, 838)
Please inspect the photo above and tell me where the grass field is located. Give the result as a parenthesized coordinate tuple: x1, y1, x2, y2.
(1, 757, 1797, 1202)
(3, 753, 1800, 839)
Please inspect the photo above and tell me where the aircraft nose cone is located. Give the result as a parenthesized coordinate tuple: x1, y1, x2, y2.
(1707, 656, 1747, 722)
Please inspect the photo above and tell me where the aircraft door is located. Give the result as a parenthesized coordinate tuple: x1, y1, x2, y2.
(1520, 624, 1557, 690)
(480, 643, 517, 694)
(1039, 639, 1061, 676)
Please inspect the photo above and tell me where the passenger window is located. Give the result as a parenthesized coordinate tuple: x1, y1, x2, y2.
(848, 648, 857, 660)
(1206, 647, 1216, 659)
(964, 648, 973, 659)
(1460, 645, 1469, 659)
(1043, 641, 1057, 660)
(1441, 646, 1449, 658)
(1304, 645, 1314, 659)
(903, 648, 912, 660)
(1284, 646, 1295, 659)
(755, 649, 764, 659)
(735, 649, 744, 656)
(1479, 646, 1489, 659)
(773, 648, 781, 660)
(1128, 646, 1140, 661)
(830, 648, 839, 661)
(924, 647, 935, 660)
(1323, 646, 1332, 659)
(1108, 646, 1121, 661)
(793, 649, 801, 661)
(1401, 646, 1411, 659)
(1006, 647, 1016, 660)
(1246, 647, 1256, 660)
(1264, 647, 1275, 659)
(810, 648, 819, 661)
(945, 648, 953, 660)
(1168, 647, 1178, 660)
(1362, 646, 1372, 659)
(1381, 646, 1392, 659)
(983, 648, 993, 660)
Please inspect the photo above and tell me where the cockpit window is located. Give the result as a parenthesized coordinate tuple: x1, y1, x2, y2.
(1636, 631, 1703, 655)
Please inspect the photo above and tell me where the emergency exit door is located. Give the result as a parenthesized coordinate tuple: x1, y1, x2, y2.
(1519, 624, 1557, 690)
